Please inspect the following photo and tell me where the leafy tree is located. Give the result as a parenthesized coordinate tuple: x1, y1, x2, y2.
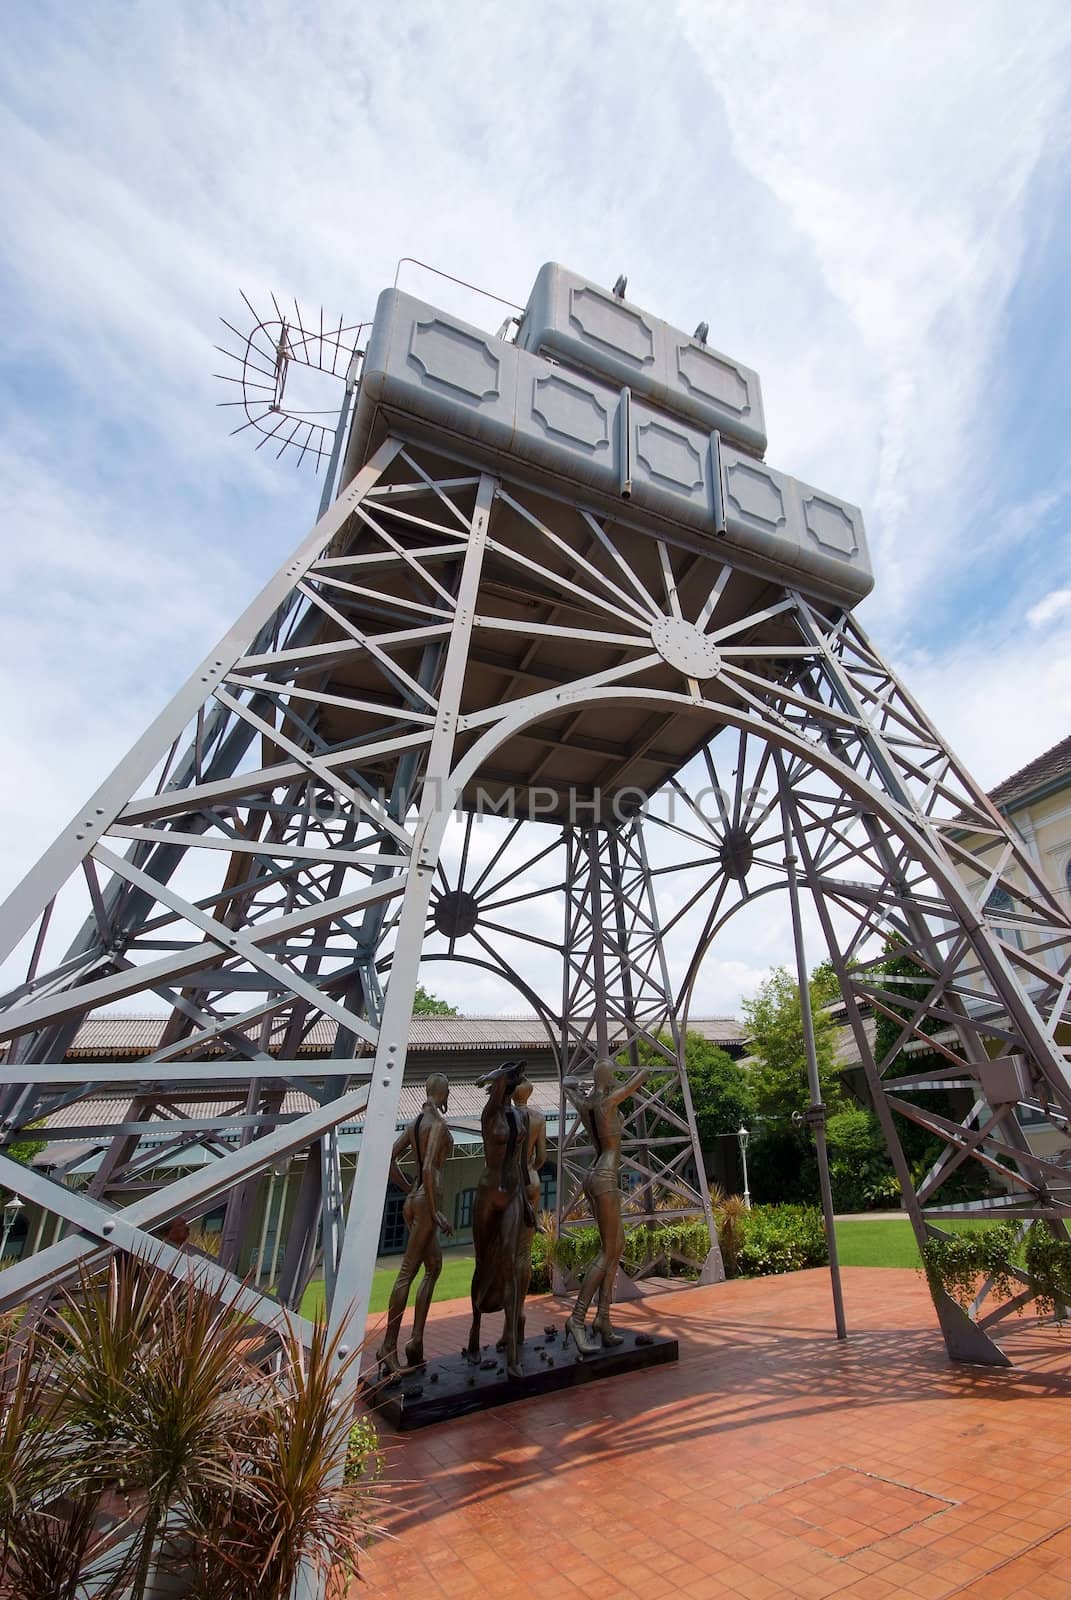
(668, 1032, 754, 1151)
(412, 985, 458, 1016)
(5, 1129, 45, 1168)
(825, 1106, 900, 1211)
(871, 937, 944, 1068)
(1, 1123, 44, 1216)
(612, 1031, 753, 1199)
(810, 958, 842, 1007)
(618, 1031, 754, 1149)
(739, 964, 847, 1205)
(742, 965, 842, 1121)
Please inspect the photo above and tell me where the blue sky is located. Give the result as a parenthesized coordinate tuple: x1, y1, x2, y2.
(2, 1, 1070, 1014)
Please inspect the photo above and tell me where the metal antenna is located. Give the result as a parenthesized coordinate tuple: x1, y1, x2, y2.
(214, 294, 368, 470)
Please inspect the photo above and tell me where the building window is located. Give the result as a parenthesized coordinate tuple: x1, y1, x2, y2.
(379, 1190, 409, 1255)
(539, 1163, 556, 1212)
(985, 886, 1022, 949)
(455, 1188, 476, 1230)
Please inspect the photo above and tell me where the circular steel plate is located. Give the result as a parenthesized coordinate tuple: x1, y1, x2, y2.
(650, 616, 722, 679)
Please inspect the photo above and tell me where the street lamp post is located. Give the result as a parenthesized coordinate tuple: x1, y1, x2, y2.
(737, 1125, 751, 1210)
(0, 1195, 24, 1261)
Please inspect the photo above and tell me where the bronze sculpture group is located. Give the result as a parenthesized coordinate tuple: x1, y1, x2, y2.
(377, 1054, 646, 1381)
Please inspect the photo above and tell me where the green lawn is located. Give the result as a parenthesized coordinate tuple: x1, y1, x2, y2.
(833, 1216, 997, 1269)
(298, 1218, 999, 1316)
(301, 1254, 475, 1319)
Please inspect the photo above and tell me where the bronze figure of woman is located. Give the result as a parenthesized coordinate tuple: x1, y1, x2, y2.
(563, 1058, 650, 1354)
(465, 1059, 534, 1379)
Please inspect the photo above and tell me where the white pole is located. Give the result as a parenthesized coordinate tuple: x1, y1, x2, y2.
(737, 1128, 751, 1209)
(254, 1171, 276, 1286)
(267, 1162, 290, 1289)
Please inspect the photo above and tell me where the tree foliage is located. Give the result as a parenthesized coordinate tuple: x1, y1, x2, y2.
(619, 1030, 754, 1151)
(672, 1032, 754, 1149)
(825, 1106, 900, 1210)
(412, 985, 458, 1016)
(809, 958, 842, 1008)
(741, 963, 894, 1208)
(872, 937, 944, 1068)
(742, 965, 842, 1121)
(4, 1136, 44, 1169)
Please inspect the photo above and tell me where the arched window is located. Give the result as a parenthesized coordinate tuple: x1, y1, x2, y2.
(985, 885, 1021, 949)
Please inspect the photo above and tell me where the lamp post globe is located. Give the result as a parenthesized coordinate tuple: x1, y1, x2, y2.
(0, 1194, 24, 1260)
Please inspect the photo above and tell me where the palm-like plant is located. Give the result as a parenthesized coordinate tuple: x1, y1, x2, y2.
(51, 1260, 260, 1599)
(710, 1187, 749, 1277)
(0, 1308, 123, 1600)
(2, 1263, 386, 1599)
(191, 1318, 384, 1599)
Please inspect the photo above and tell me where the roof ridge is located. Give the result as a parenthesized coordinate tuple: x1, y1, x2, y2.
(75, 1011, 744, 1024)
(988, 731, 1071, 806)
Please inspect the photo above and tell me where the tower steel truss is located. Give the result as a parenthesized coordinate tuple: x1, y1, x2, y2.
(0, 265, 1069, 1441)
(557, 821, 717, 1244)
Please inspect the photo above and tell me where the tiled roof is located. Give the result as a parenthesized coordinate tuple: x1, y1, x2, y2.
(33, 1080, 564, 1164)
(988, 733, 1071, 811)
(833, 1013, 876, 1071)
(39, 1081, 562, 1131)
(65, 1013, 745, 1058)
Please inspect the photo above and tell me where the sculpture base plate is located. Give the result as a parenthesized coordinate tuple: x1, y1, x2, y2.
(363, 1327, 678, 1431)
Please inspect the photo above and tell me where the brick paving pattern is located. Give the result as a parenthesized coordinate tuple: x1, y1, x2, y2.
(353, 1268, 1071, 1599)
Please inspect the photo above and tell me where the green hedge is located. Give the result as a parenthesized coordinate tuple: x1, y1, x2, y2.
(529, 1206, 826, 1292)
(530, 1222, 708, 1293)
(735, 1203, 827, 1277)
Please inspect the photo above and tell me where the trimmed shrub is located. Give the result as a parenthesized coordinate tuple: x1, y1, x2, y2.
(529, 1229, 553, 1293)
(622, 1220, 709, 1276)
(1024, 1226, 1071, 1322)
(736, 1204, 827, 1277)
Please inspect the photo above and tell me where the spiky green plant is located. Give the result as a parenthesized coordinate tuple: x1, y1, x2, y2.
(190, 1318, 384, 1598)
(186, 1227, 222, 1259)
(50, 1260, 260, 1599)
(710, 1190, 749, 1278)
(0, 1312, 115, 1600)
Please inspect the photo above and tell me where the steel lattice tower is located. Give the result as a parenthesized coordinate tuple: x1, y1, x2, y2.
(1, 260, 1069, 1408)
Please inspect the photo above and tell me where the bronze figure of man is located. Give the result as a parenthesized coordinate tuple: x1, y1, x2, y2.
(376, 1073, 454, 1376)
(465, 1059, 533, 1379)
(562, 1058, 650, 1354)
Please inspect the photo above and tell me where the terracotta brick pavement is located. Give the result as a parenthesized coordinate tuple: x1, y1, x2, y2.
(352, 1268, 1071, 1600)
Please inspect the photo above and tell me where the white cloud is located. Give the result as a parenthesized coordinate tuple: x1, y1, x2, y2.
(675, 1, 1071, 614)
(1027, 588, 1071, 629)
(894, 620, 1071, 789)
